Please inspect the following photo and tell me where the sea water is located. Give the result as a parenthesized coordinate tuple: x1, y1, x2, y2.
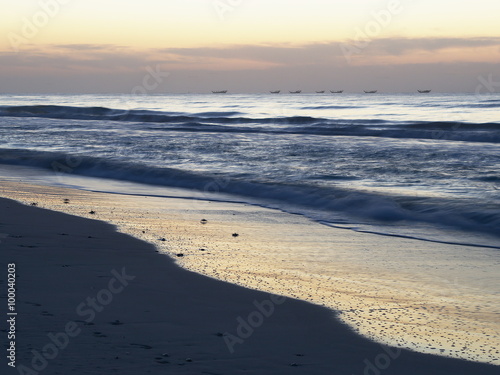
(0, 93, 499, 363)
(0, 93, 499, 246)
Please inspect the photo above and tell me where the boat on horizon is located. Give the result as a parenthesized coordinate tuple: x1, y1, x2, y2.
(212, 90, 228, 94)
(270, 90, 281, 94)
(289, 90, 302, 94)
(316, 91, 325, 94)
(418, 90, 432, 93)
(364, 90, 377, 94)
(330, 90, 343, 93)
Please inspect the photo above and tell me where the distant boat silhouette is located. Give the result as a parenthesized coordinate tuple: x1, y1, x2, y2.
(316, 91, 325, 93)
(364, 90, 377, 94)
(330, 90, 344, 93)
(289, 90, 302, 94)
(270, 90, 280, 94)
(418, 90, 431, 93)
(212, 90, 227, 94)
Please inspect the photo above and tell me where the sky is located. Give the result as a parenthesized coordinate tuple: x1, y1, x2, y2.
(0, 0, 499, 93)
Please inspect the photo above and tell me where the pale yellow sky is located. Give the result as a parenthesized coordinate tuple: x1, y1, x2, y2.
(2, 0, 500, 49)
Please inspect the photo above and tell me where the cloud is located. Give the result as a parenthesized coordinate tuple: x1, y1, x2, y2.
(0, 38, 498, 93)
(358, 36, 500, 56)
(156, 36, 500, 67)
(1, 36, 498, 75)
(53, 44, 122, 51)
(0, 44, 156, 74)
(0, 43, 281, 75)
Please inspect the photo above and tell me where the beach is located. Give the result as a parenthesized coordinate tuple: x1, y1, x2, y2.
(3, 0, 500, 372)
(1, 177, 499, 374)
(0, 93, 499, 373)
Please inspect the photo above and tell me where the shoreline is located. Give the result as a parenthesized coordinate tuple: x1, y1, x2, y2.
(1, 197, 499, 374)
(0, 178, 499, 369)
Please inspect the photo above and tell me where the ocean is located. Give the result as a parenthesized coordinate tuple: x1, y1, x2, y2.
(0, 93, 499, 247)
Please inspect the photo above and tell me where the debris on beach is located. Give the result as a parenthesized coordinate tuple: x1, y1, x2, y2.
(232, 233, 239, 237)
(200, 219, 208, 224)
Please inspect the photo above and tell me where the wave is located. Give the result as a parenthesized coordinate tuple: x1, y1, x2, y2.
(195, 111, 242, 117)
(474, 175, 500, 182)
(1, 148, 499, 241)
(1, 105, 499, 143)
(300, 105, 362, 110)
(0, 105, 317, 125)
(300, 122, 500, 143)
(405, 121, 500, 130)
(414, 101, 500, 109)
(467, 103, 500, 108)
